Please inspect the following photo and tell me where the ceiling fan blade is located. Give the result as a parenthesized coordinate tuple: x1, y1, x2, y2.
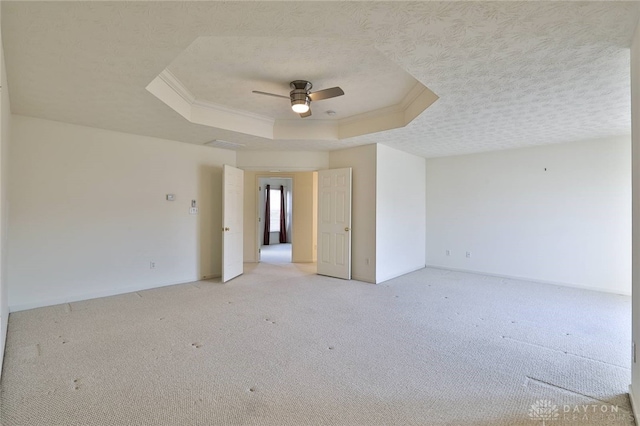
(308, 86, 344, 101)
(299, 109, 312, 118)
(252, 90, 290, 100)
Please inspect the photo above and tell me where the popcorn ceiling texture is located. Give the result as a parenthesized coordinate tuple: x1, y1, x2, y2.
(168, 36, 419, 120)
(0, 265, 633, 426)
(3, 2, 638, 158)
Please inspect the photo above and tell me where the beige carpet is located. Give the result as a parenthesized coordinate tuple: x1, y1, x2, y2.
(0, 264, 633, 425)
(260, 244, 292, 264)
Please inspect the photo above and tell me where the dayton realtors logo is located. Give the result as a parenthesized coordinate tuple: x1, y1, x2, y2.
(528, 400, 633, 424)
(528, 400, 559, 425)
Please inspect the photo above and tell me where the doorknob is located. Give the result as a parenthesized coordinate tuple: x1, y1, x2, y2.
(345, 227, 350, 231)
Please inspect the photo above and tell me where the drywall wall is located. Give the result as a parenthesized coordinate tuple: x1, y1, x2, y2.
(426, 136, 631, 294)
(291, 172, 317, 263)
(630, 17, 640, 415)
(376, 144, 426, 283)
(0, 22, 10, 378)
(237, 151, 329, 171)
(9, 116, 236, 311)
(243, 171, 317, 263)
(329, 145, 376, 283)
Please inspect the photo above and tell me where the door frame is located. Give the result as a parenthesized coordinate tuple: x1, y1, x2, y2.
(255, 173, 295, 262)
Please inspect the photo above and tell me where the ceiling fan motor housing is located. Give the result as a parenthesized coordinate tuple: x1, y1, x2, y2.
(290, 80, 312, 91)
(290, 80, 312, 111)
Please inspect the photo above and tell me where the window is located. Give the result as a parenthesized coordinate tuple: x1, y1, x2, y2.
(269, 188, 281, 232)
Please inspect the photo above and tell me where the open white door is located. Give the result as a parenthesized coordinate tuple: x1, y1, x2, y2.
(222, 164, 244, 283)
(317, 168, 352, 279)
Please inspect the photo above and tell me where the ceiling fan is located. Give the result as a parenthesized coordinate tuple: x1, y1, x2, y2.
(252, 80, 344, 118)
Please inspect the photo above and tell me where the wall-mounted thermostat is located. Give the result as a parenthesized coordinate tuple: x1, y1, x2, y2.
(166, 194, 175, 201)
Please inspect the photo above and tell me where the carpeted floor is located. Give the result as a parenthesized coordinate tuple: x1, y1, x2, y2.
(260, 243, 292, 264)
(0, 265, 633, 425)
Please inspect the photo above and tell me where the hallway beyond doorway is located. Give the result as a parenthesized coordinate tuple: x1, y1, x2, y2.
(260, 243, 292, 264)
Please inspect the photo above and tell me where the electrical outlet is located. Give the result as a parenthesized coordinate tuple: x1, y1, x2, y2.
(150, 262, 156, 269)
(466, 252, 471, 258)
(446, 250, 451, 256)
(189, 207, 198, 215)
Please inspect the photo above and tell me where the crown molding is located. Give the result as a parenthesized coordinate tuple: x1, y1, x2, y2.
(401, 81, 428, 110)
(193, 99, 274, 126)
(158, 69, 195, 105)
(147, 68, 438, 142)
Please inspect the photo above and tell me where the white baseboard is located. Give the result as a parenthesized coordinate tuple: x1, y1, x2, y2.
(0, 306, 8, 380)
(9, 276, 203, 312)
(425, 264, 631, 296)
(629, 385, 639, 426)
(200, 274, 220, 280)
(352, 274, 375, 284)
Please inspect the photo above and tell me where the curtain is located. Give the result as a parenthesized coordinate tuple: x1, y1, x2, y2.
(279, 185, 287, 243)
(263, 184, 270, 246)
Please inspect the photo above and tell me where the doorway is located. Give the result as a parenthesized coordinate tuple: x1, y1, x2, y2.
(258, 177, 293, 263)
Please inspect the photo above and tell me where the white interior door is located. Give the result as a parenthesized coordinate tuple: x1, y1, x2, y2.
(222, 164, 244, 283)
(317, 168, 352, 279)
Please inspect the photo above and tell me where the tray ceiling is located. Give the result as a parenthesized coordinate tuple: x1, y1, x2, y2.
(3, 1, 639, 158)
(168, 36, 420, 120)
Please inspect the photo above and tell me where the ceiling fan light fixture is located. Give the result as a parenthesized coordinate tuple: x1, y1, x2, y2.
(291, 98, 310, 113)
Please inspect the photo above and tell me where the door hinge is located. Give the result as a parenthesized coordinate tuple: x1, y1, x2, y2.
(258, 218, 261, 222)
(259, 186, 262, 191)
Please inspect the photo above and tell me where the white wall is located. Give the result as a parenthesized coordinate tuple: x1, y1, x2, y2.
(0, 14, 11, 378)
(376, 144, 426, 283)
(426, 137, 631, 294)
(330, 145, 377, 283)
(9, 116, 236, 311)
(630, 16, 640, 415)
(237, 150, 329, 171)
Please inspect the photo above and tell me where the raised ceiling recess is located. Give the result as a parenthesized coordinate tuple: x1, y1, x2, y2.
(146, 36, 438, 141)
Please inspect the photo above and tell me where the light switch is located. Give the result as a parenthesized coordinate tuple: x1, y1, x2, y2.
(166, 194, 175, 201)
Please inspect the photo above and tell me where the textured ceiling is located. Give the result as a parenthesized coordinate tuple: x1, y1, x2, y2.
(3, 1, 639, 158)
(168, 36, 419, 120)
